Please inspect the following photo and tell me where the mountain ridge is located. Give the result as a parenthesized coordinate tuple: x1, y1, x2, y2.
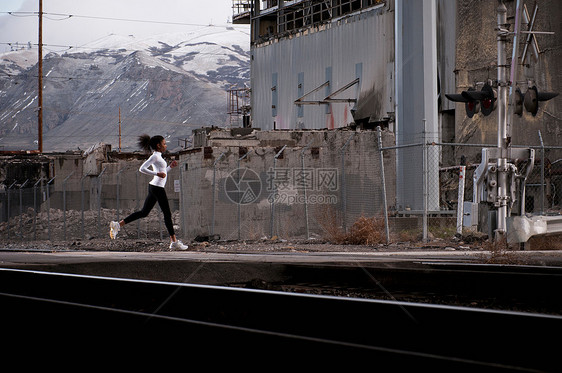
(0, 27, 250, 152)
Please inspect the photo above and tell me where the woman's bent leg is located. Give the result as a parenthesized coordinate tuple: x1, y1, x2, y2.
(123, 187, 157, 224)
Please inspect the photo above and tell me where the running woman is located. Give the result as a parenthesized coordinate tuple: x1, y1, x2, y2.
(109, 134, 188, 250)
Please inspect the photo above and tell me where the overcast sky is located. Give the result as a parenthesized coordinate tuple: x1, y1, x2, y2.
(0, 0, 243, 53)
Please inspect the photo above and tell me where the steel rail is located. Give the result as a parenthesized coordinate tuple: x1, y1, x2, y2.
(0, 268, 560, 370)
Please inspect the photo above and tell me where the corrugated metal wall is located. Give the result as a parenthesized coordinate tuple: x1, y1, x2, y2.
(250, 4, 394, 130)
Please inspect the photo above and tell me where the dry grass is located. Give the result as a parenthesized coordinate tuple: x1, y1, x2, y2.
(317, 206, 386, 245)
(345, 216, 386, 245)
(315, 205, 344, 242)
(477, 233, 562, 264)
(479, 236, 527, 264)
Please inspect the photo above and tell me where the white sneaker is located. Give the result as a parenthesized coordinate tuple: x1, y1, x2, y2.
(170, 240, 188, 250)
(109, 221, 121, 239)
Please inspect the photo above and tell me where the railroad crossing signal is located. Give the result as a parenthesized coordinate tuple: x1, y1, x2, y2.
(523, 86, 558, 116)
(514, 86, 558, 117)
(445, 83, 497, 118)
(445, 88, 478, 118)
(447, 84, 557, 118)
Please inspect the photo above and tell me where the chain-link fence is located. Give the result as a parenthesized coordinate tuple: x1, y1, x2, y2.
(524, 146, 562, 215)
(382, 139, 562, 242)
(0, 164, 181, 242)
(1, 130, 561, 245)
(180, 130, 393, 244)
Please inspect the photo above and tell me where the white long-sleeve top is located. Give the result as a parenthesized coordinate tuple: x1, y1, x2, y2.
(139, 151, 171, 188)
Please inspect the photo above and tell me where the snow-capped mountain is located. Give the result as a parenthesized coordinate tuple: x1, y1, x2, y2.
(0, 26, 250, 152)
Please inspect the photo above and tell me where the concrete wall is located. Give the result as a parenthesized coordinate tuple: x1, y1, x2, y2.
(178, 129, 396, 240)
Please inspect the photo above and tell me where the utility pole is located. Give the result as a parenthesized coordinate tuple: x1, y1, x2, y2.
(496, 2, 509, 237)
(496, 0, 522, 238)
(118, 106, 122, 152)
(37, 0, 43, 153)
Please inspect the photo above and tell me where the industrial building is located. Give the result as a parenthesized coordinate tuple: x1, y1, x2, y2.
(229, 0, 561, 240)
(231, 0, 456, 213)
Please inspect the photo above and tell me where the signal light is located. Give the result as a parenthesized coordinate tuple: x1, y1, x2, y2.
(465, 99, 480, 118)
(523, 86, 559, 116)
(445, 83, 496, 118)
(445, 88, 480, 118)
(461, 83, 497, 116)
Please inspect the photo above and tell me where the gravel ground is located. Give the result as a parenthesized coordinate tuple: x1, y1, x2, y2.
(2, 206, 562, 266)
(0, 208, 489, 253)
(0, 234, 481, 253)
(2, 235, 562, 267)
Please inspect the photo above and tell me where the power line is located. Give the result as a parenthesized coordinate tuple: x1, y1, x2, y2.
(2, 11, 36, 17)
(1, 10, 250, 56)
(1, 11, 250, 31)
(0, 41, 250, 57)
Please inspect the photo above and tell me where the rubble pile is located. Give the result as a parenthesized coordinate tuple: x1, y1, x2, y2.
(0, 207, 181, 242)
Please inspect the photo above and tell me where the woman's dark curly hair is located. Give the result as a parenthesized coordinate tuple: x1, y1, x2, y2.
(138, 134, 164, 152)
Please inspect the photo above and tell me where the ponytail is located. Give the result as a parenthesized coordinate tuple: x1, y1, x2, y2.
(138, 134, 164, 152)
(138, 134, 151, 152)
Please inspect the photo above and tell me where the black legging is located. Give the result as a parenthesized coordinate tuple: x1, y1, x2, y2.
(123, 184, 175, 236)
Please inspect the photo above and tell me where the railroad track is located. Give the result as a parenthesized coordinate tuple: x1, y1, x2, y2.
(247, 261, 562, 315)
(0, 267, 560, 371)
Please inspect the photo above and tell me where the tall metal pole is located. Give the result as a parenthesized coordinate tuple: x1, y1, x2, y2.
(422, 120, 428, 243)
(377, 126, 390, 244)
(496, 2, 509, 237)
(301, 142, 311, 240)
(38, 0, 43, 153)
(119, 107, 122, 153)
(507, 0, 523, 137)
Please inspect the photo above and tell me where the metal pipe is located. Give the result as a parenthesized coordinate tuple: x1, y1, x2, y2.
(423, 120, 428, 243)
(456, 166, 466, 236)
(301, 142, 312, 240)
(33, 177, 44, 241)
(237, 149, 253, 240)
(135, 172, 140, 238)
(38, 0, 43, 153)
(80, 175, 87, 239)
(116, 166, 127, 222)
(340, 133, 355, 232)
(383, 142, 562, 151)
(212, 152, 226, 236)
(507, 0, 523, 137)
(496, 2, 509, 237)
(19, 179, 29, 241)
(62, 171, 75, 241)
(97, 167, 106, 237)
(270, 145, 286, 238)
(539, 130, 545, 214)
(6, 181, 16, 240)
(179, 163, 185, 240)
(46, 176, 55, 241)
(377, 126, 390, 244)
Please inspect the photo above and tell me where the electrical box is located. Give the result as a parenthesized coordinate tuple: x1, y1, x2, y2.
(463, 201, 479, 228)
